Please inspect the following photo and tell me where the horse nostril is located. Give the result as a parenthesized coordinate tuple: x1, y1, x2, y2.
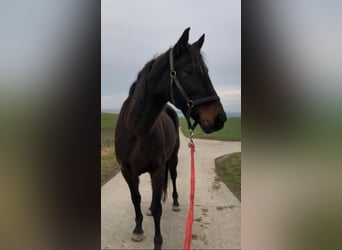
(216, 113, 227, 123)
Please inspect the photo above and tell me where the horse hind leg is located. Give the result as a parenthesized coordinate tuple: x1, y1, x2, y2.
(146, 160, 168, 217)
(121, 167, 145, 242)
(145, 156, 180, 216)
(169, 154, 180, 212)
(150, 165, 165, 250)
(146, 206, 152, 216)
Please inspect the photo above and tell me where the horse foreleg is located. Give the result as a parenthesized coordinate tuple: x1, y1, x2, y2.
(122, 168, 145, 242)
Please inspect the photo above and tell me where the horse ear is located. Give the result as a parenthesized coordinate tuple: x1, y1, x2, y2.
(192, 33, 205, 50)
(174, 27, 190, 55)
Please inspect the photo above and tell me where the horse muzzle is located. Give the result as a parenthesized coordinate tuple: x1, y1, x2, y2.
(195, 104, 227, 133)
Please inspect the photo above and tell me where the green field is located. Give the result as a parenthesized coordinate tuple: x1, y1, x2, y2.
(101, 113, 120, 186)
(101, 112, 119, 129)
(179, 116, 241, 141)
(101, 112, 241, 186)
(215, 152, 241, 201)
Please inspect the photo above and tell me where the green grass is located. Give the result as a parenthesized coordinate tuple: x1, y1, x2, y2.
(215, 152, 241, 201)
(179, 117, 241, 141)
(101, 113, 120, 186)
(101, 112, 119, 129)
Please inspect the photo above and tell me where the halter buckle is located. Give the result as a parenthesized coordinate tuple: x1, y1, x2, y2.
(187, 100, 194, 108)
(170, 70, 176, 78)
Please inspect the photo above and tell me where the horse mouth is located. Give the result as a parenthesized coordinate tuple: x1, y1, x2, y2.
(198, 112, 226, 133)
(199, 118, 225, 133)
(200, 124, 215, 133)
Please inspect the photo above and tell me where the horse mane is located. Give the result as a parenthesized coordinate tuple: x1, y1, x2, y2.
(128, 59, 155, 101)
(125, 50, 170, 134)
(128, 46, 207, 104)
(128, 50, 170, 102)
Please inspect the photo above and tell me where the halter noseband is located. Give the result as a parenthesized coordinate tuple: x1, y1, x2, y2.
(169, 48, 220, 131)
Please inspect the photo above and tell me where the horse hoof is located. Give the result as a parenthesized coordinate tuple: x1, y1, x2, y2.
(172, 205, 180, 212)
(146, 209, 152, 216)
(131, 233, 145, 242)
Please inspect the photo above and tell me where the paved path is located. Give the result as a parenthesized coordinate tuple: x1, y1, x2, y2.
(101, 131, 241, 249)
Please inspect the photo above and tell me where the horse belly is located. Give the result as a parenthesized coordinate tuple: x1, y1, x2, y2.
(160, 113, 178, 158)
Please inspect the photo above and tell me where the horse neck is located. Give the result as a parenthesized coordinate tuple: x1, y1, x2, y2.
(128, 89, 168, 136)
(127, 52, 171, 136)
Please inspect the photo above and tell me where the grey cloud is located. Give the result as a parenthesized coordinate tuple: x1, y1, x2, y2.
(102, 0, 241, 111)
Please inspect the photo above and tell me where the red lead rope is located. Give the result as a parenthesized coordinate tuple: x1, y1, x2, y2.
(183, 138, 195, 250)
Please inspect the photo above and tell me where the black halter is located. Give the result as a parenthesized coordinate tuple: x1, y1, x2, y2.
(169, 48, 220, 131)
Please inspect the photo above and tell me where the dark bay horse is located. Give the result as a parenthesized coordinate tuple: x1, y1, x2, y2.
(115, 27, 227, 250)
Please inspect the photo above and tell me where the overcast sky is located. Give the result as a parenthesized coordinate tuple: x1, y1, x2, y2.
(101, 0, 241, 112)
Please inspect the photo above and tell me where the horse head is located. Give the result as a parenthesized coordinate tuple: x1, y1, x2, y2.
(169, 28, 227, 133)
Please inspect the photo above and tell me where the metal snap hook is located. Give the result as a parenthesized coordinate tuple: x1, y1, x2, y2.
(188, 129, 194, 147)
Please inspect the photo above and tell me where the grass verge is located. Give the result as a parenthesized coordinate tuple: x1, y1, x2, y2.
(101, 113, 120, 186)
(215, 152, 241, 201)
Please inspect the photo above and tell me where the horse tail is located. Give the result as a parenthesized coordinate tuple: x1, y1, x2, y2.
(163, 105, 179, 203)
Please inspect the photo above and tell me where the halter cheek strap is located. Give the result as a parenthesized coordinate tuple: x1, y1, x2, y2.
(169, 48, 220, 131)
